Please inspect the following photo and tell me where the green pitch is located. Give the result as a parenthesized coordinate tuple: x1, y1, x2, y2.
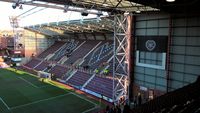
(0, 68, 102, 113)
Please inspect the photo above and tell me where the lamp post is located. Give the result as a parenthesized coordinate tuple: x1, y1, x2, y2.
(9, 16, 19, 50)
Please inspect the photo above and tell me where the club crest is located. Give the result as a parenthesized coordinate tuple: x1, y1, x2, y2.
(145, 40, 156, 51)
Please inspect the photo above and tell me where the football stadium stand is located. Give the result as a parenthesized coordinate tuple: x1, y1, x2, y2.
(38, 41, 66, 59)
(131, 77, 200, 113)
(22, 39, 116, 102)
(48, 65, 69, 78)
(1, 0, 200, 113)
(64, 40, 101, 65)
(34, 61, 50, 71)
(84, 76, 114, 99)
(67, 71, 92, 88)
(24, 58, 41, 68)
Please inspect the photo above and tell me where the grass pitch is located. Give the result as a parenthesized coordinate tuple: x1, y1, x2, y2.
(0, 68, 101, 113)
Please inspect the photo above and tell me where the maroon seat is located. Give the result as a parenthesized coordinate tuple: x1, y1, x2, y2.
(67, 71, 92, 87)
(25, 59, 41, 69)
(64, 40, 100, 65)
(85, 76, 117, 98)
(34, 61, 50, 71)
(38, 41, 65, 59)
(49, 65, 69, 78)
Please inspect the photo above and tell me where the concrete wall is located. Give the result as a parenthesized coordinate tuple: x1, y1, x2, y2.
(134, 14, 169, 95)
(23, 30, 54, 59)
(169, 16, 200, 91)
(134, 14, 200, 95)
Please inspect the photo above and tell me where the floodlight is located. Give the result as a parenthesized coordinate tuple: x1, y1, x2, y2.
(166, 0, 175, 2)
(12, 3, 17, 9)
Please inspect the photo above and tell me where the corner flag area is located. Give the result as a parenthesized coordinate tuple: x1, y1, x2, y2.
(0, 68, 102, 113)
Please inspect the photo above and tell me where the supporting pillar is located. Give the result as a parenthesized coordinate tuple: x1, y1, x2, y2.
(83, 33, 88, 40)
(113, 14, 132, 104)
(35, 32, 38, 55)
(166, 16, 173, 93)
(92, 33, 96, 40)
(127, 15, 134, 102)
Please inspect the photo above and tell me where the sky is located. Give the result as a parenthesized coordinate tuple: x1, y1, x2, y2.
(0, 1, 99, 30)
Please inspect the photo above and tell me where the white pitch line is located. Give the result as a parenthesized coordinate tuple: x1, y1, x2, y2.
(0, 97, 10, 110)
(71, 93, 97, 106)
(70, 93, 99, 113)
(18, 77, 38, 88)
(18, 77, 51, 89)
(11, 93, 71, 110)
(38, 85, 51, 88)
(82, 106, 98, 113)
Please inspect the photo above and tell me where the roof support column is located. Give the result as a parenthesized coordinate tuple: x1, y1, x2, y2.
(127, 15, 134, 103)
(113, 14, 131, 104)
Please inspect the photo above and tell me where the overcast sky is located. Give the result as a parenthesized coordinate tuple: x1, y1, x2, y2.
(0, 1, 98, 30)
